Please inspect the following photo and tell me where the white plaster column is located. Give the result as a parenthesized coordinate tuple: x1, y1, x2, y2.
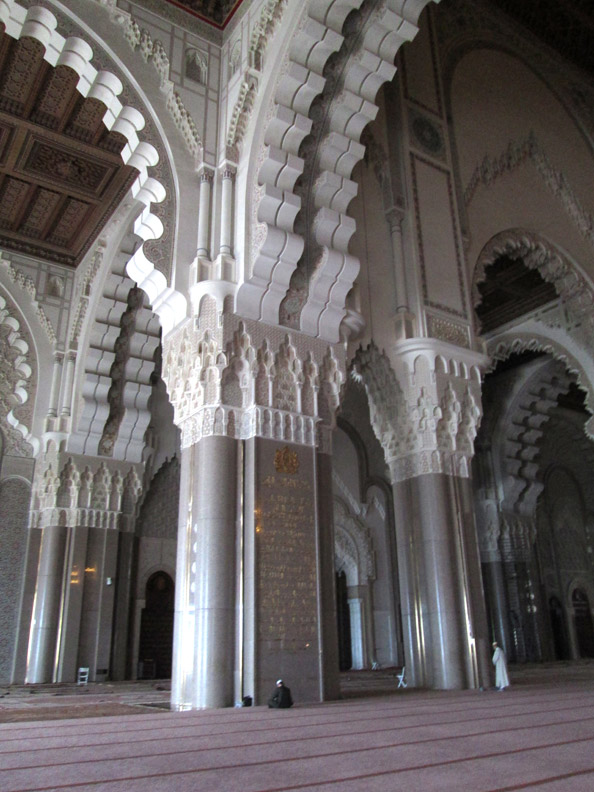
(219, 166, 235, 257)
(387, 209, 408, 313)
(59, 351, 76, 417)
(26, 523, 67, 683)
(197, 169, 213, 259)
(348, 597, 365, 670)
(47, 352, 64, 418)
(172, 435, 238, 710)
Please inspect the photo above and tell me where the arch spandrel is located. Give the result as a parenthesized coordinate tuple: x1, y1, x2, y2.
(237, 0, 438, 342)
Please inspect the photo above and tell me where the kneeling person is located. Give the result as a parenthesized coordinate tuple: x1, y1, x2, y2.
(268, 679, 293, 709)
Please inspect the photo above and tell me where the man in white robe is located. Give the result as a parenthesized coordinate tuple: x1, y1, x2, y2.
(492, 642, 510, 690)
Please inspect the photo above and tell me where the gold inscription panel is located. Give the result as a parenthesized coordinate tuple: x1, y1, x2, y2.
(256, 443, 318, 649)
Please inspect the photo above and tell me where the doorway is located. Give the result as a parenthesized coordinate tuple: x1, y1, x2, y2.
(138, 571, 174, 678)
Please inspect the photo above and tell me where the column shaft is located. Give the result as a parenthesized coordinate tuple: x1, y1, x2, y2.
(47, 353, 64, 418)
(197, 172, 212, 258)
(219, 170, 234, 256)
(172, 436, 238, 709)
(316, 451, 341, 699)
(26, 524, 67, 683)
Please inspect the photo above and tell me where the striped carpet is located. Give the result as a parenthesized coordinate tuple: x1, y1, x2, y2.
(1, 664, 593, 792)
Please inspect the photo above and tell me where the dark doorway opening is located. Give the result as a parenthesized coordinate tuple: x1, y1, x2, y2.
(549, 596, 569, 660)
(572, 588, 594, 658)
(336, 570, 352, 671)
(138, 571, 174, 678)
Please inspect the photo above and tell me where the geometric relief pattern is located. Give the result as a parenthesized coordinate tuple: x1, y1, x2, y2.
(0, 290, 35, 455)
(162, 299, 345, 451)
(353, 341, 484, 482)
(30, 449, 143, 531)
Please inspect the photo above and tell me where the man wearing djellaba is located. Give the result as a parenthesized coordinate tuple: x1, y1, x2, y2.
(492, 642, 510, 691)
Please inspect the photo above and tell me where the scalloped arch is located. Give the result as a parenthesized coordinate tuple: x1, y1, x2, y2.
(237, 0, 438, 342)
(473, 229, 594, 326)
(0, 292, 37, 453)
(0, 0, 186, 335)
(487, 331, 594, 439)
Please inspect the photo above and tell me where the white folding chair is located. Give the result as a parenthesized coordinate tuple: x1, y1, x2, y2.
(396, 666, 407, 688)
(77, 667, 89, 685)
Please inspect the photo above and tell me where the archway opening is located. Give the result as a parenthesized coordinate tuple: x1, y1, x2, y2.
(572, 588, 594, 658)
(336, 571, 352, 671)
(138, 571, 174, 679)
(476, 255, 557, 334)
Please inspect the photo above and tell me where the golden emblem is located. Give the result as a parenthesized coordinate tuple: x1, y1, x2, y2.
(274, 445, 299, 474)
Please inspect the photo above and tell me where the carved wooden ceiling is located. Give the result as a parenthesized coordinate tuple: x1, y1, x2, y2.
(0, 30, 138, 269)
(476, 255, 558, 334)
(163, 0, 244, 28)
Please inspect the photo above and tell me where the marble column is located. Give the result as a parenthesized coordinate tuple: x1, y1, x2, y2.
(219, 168, 235, 256)
(348, 597, 365, 669)
(172, 435, 238, 710)
(26, 524, 68, 683)
(60, 352, 76, 417)
(392, 478, 426, 686)
(47, 352, 64, 418)
(54, 525, 89, 682)
(316, 451, 341, 700)
(482, 557, 512, 655)
(453, 476, 491, 689)
(197, 169, 213, 259)
(411, 474, 468, 689)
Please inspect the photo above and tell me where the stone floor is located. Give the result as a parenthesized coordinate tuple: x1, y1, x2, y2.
(1, 662, 593, 791)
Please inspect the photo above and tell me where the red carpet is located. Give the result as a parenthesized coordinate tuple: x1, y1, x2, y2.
(0, 664, 593, 791)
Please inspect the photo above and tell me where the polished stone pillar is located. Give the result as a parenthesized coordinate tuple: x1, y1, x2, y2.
(316, 451, 341, 700)
(392, 478, 426, 686)
(453, 476, 491, 689)
(414, 473, 467, 689)
(393, 472, 490, 690)
(482, 558, 512, 653)
(78, 526, 119, 681)
(55, 525, 89, 681)
(26, 524, 67, 682)
(172, 435, 238, 710)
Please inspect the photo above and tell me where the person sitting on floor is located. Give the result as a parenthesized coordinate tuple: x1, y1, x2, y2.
(268, 679, 293, 709)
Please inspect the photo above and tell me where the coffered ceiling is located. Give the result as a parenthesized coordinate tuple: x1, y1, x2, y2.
(0, 30, 138, 269)
(163, 0, 244, 28)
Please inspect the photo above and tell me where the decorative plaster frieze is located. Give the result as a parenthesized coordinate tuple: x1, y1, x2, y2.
(0, 290, 36, 456)
(30, 453, 142, 529)
(69, 243, 105, 348)
(465, 133, 594, 251)
(162, 300, 345, 449)
(2, 255, 56, 344)
(353, 340, 485, 483)
(101, 0, 203, 165)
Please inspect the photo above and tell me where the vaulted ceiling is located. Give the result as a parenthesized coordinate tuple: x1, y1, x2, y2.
(0, 30, 138, 269)
(490, 0, 594, 75)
